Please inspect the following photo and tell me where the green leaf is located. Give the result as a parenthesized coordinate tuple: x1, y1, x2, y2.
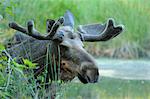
(13, 61, 27, 70)
(23, 59, 37, 69)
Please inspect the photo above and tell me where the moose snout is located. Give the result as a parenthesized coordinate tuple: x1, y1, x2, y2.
(77, 65, 99, 84)
(86, 69, 99, 83)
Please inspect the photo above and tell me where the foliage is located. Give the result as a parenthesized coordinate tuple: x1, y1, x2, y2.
(0, 45, 61, 98)
(0, 50, 36, 98)
(23, 59, 37, 69)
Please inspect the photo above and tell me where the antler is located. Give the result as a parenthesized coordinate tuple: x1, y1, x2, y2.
(78, 18, 124, 42)
(46, 19, 55, 33)
(9, 17, 64, 40)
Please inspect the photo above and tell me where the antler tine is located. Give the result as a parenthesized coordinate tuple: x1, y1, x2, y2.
(9, 22, 27, 33)
(9, 17, 64, 40)
(46, 19, 55, 33)
(46, 17, 64, 38)
(79, 18, 124, 42)
(26, 20, 49, 40)
(9, 21, 52, 40)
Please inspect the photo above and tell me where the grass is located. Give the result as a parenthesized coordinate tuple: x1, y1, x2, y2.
(62, 77, 150, 99)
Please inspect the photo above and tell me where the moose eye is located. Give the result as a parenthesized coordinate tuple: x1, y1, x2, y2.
(70, 34, 76, 39)
(70, 36, 74, 39)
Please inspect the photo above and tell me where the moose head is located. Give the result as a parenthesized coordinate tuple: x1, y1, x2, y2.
(6, 11, 124, 84)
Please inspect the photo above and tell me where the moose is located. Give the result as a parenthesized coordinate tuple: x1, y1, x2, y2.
(4, 11, 124, 84)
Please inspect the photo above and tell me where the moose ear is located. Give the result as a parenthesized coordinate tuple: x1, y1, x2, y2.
(63, 10, 75, 28)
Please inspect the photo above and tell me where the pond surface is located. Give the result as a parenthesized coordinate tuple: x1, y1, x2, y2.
(96, 58, 150, 80)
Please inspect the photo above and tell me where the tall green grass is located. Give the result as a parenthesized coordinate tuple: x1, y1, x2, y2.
(1, 0, 150, 46)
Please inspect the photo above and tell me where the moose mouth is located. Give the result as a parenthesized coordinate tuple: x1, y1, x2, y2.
(77, 72, 99, 84)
